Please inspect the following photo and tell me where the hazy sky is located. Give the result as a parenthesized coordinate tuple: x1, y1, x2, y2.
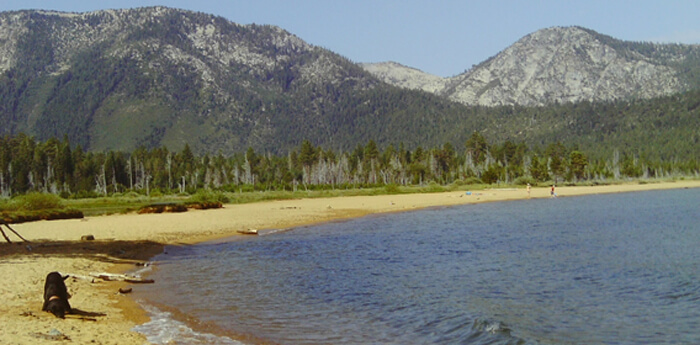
(2, 0, 699, 77)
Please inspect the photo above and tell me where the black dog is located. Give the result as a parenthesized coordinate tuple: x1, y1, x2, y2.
(42, 272, 72, 318)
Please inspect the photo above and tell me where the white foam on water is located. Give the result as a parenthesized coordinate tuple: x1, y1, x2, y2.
(133, 262, 154, 275)
(133, 303, 245, 345)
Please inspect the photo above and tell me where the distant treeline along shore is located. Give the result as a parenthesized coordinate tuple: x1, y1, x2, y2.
(1, 133, 698, 197)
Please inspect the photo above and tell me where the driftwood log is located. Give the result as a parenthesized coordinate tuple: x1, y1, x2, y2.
(0, 220, 30, 243)
(62, 272, 155, 284)
(237, 228, 259, 235)
(89, 272, 154, 284)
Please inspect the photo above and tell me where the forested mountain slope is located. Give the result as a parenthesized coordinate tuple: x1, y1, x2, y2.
(0, 7, 470, 154)
(0, 8, 698, 162)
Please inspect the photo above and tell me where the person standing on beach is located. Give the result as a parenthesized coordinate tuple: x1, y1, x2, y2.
(550, 185, 556, 197)
(527, 183, 531, 198)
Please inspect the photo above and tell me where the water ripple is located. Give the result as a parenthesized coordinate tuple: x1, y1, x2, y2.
(135, 188, 700, 345)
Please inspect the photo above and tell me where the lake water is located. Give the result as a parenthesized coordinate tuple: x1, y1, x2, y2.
(133, 188, 700, 344)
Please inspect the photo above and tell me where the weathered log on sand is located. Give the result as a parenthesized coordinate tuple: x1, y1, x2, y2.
(89, 272, 154, 284)
(237, 228, 258, 235)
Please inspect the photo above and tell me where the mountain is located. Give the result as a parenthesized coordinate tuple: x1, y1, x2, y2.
(0, 9, 698, 160)
(359, 62, 446, 93)
(0, 7, 468, 154)
(363, 26, 700, 106)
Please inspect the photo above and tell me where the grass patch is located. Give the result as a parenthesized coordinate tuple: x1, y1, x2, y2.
(7, 177, 695, 218)
(187, 190, 229, 204)
(0, 193, 83, 223)
(65, 195, 185, 216)
(1, 209, 84, 224)
(4, 193, 64, 211)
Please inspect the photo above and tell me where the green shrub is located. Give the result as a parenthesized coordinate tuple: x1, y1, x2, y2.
(513, 176, 536, 186)
(189, 190, 230, 204)
(424, 181, 445, 193)
(384, 184, 400, 194)
(13, 193, 64, 211)
(71, 190, 100, 199)
(149, 189, 163, 198)
(1, 208, 83, 223)
(0, 198, 11, 212)
(462, 177, 483, 185)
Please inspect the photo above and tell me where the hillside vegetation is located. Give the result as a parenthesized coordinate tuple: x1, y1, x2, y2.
(0, 9, 699, 160)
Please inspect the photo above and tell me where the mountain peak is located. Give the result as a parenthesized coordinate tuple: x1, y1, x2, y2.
(441, 26, 692, 106)
(0, 7, 382, 153)
(362, 26, 698, 107)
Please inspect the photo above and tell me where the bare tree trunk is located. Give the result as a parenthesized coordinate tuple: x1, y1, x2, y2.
(127, 157, 133, 190)
(167, 153, 172, 190)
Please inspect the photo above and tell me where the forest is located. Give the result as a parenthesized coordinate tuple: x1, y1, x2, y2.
(1, 132, 697, 198)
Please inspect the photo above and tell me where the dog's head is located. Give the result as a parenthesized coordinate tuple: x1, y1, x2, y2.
(45, 298, 69, 318)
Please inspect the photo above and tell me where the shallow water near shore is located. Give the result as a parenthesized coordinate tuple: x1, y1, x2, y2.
(134, 188, 700, 344)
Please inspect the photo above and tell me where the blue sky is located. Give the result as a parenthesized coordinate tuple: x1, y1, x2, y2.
(2, 1, 699, 77)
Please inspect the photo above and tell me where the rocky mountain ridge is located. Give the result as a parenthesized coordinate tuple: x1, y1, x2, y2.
(0, 7, 391, 153)
(0, 8, 698, 156)
(363, 26, 700, 106)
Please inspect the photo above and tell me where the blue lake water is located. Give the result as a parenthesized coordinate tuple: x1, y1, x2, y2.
(134, 188, 700, 344)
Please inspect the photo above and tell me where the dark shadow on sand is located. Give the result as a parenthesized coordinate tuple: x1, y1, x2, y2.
(70, 308, 107, 318)
(0, 240, 164, 263)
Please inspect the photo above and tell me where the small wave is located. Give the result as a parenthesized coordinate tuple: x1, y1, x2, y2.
(257, 228, 293, 236)
(131, 262, 154, 277)
(472, 318, 512, 336)
(466, 318, 536, 344)
(133, 304, 245, 345)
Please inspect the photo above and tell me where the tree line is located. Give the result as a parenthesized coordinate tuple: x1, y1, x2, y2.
(1, 133, 698, 197)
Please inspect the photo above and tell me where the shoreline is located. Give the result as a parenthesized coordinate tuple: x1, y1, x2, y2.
(1, 180, 699, 344)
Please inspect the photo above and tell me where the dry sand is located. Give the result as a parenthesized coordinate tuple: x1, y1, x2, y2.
(1, 180, 698, 344)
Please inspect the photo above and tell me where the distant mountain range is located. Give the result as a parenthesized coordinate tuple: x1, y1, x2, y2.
(362, 26, 700, 106)
(0, 7, 699, 156)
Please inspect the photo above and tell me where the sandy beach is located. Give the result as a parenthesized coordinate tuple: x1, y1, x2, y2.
(1, 180, 698, 344)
